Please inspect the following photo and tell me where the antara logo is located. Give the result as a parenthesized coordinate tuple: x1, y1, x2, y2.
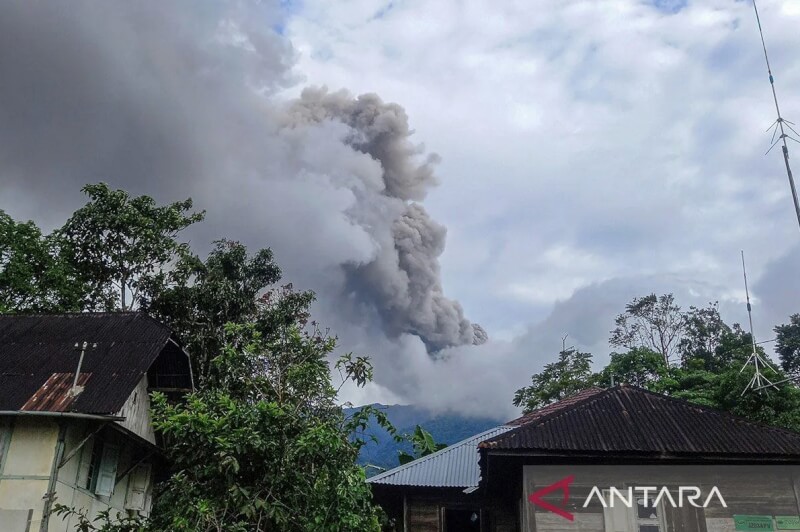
(528, 475, 728, 521)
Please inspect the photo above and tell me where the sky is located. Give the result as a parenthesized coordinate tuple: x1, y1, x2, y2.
(1, 0, 799, 418)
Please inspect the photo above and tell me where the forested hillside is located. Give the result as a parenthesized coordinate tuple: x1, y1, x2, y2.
(346, 404, 503, 474)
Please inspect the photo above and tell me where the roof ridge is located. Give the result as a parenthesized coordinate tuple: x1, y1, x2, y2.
(0, 311, 142, 317)
(0, 311, 176, 338)
(485, 387, 612, 447)
(482, 385, 800, 451)
(620, 385, 800, 441)
(505, 386, 606, 425)
(367, 424, 512, 483)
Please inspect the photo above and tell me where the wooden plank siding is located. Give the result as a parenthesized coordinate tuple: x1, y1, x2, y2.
(523, 465, 800, 532)
(401, 493, 517, 532)
(406, 498, 440, 532)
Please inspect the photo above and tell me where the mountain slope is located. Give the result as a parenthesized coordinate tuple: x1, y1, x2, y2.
(345, 404, 505, 475)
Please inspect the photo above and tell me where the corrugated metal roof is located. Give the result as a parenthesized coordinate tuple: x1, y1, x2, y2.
(481, 385, 800, 457)
(21, 372, 92, 411)
(506, 387, 604, 426)
(368, 425, 513, 488)
(0, 313, 173, 415)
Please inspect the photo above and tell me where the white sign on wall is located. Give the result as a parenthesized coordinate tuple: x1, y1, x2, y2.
(706, 518, 736, 532)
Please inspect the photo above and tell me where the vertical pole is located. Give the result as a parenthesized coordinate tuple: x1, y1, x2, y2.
(40, 422, 67, 532)
(72, 341, 87, 391)
(752, 0, 800, 232)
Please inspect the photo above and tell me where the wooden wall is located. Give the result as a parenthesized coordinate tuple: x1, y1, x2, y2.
(400, 491, 518, 532)
(522, 465, 800, 532)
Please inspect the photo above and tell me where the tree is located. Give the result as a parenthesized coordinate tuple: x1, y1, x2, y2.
(2, 184, 395, 531)
(713, 364, 800, 432)
(775, 314, 800, 376)
(513, 344, 593, 414)
(678, 302, 731, 371)
(140, 240, 284, 383)
(148, 290, 385, 531)
(515, 295, 800, 436)
(0, 211, 85, 312)
(610, 293, 686, 367)
(595, 347, 667, 389)
(397, 426, 447, 465)
(58, 183, 204, 311)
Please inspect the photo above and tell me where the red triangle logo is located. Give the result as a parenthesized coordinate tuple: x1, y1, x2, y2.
(527, 475, 575, 521)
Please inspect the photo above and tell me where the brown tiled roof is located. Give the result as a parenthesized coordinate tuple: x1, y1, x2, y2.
(0, 313, 173, 415)
(481, 385, 800, 458)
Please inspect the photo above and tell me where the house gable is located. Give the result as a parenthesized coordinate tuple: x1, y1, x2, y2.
(0, 312, 191, 416)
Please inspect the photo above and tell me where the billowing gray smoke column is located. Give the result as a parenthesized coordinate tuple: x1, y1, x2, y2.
(0, 2, 484, 353)
(286, 89, 487, 349)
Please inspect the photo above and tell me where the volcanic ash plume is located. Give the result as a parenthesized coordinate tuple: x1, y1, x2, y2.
(285, 88, 487, 349)
(0, 2, 484, 359)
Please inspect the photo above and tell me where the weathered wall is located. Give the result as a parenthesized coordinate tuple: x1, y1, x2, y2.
(115, 376, 156, 445)
(0, 417, 59, 531)
(522, 465, 800, 532)
(405, 497, 440, 531)
(401, 492, 517, 532)
(0, 417, 154, 532)
(51, 422, 153, 532)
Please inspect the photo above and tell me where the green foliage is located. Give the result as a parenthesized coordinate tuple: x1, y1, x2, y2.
(149, 297, 384, 531)
(53, 505, 146, 532)
(513, 347, 593, 413)
(610, 293, 685, 367)
(595, 347, 667, 389)
(713, 366, 800, 432)
(58, 183, 204, 311)
(3, 184, 391, 531)
(678, 303, 731, 371)
(0, 211, 85, 312)
(397, 425, 447, 465)
(141, 240, 284, 384)
(775, 314, 800, 375)
(517, 293, 800, 435)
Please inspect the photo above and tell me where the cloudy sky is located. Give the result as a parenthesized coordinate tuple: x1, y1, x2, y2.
(2, 0, 799, 418)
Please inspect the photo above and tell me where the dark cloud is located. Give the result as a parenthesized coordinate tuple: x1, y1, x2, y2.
(0, 1, 483, 374)
(753, 243, 800, 338)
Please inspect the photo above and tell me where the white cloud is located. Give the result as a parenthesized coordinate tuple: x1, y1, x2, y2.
(284, 0, 800, 414)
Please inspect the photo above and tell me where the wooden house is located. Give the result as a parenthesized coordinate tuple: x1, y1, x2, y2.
(371, 386, 800, 532)
(0, 313, 193, 532)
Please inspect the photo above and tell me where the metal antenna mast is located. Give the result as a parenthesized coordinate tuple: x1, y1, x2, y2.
(752, 0, 800, 232)
(740, 251, 778, 395)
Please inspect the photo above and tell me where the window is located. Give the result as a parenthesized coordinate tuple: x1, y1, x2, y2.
(94, 444, 120, 497)
(602, 490, 666, 532)
(81, 439, 120, 497)
(635, 497, 662, 532)
(125, 464, 151, 512)
(83, 439, 99, 490)
(442, 508, 481, 531)
(0, 419, 11, 471)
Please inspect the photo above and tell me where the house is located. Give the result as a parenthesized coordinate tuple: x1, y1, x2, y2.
(370, 385, 800, 532)
(0, 313, 193, 532)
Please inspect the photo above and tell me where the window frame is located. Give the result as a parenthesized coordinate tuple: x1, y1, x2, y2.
(93, 443, 121, 497)
(0, 419, 12, 475)
(81, 438, 120, 497)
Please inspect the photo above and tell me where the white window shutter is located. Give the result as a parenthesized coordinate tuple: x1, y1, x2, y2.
(603, 490, 632, 532)
(125, 464, 151, 511)
(94, 444, 120, 497)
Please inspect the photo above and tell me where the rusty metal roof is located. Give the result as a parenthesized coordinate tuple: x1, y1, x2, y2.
(0, 313, 173, 415)
(367, 425, 514, 488)
(506, 387, 605, 426)
(481, 385, 800, 458)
